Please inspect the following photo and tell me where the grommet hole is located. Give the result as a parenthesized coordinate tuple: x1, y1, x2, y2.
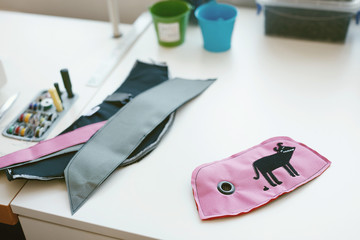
(217, 181, 235, 195)
(221, 182, 232, 191)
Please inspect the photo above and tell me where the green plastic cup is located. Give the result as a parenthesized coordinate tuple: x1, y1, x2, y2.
(150, 0, 192, 47)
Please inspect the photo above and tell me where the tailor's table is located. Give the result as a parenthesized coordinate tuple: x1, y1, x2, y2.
(9, 7, 360, 240)
(0, 10, 131, 226)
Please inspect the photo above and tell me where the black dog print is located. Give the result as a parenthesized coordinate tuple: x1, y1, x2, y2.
(253, 142, 299, 187)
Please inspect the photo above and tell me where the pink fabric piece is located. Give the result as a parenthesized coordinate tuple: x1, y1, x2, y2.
(0, 121, 106, 169)
(191, 136, 331, 220)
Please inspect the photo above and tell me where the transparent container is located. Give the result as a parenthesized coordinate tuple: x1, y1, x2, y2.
(257, 0, 360, 42)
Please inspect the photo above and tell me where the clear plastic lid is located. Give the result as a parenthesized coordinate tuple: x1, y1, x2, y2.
(257, 0, 360, 12)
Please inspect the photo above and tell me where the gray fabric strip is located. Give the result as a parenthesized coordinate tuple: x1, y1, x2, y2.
(104, 92, 132, 103)
(65, 78, 215, 214)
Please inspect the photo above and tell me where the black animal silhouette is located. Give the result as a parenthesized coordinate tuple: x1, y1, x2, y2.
(253, 142, 299, 187)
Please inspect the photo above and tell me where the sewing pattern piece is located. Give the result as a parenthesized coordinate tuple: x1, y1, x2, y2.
(65, 78, 216, 214)
(191, 136, 331, 220)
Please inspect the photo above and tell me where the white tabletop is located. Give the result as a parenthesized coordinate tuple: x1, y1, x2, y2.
(0, 10, 131, 223)
(11, 7, 360, 239)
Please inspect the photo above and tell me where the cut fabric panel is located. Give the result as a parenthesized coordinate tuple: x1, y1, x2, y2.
(191, 136, 331, 220)
(3, 60, 170, 180)
(65, 77, 216, 214)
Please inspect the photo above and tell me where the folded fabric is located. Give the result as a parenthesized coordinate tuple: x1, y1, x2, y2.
(66, 77, 216, 214)
(0, 121, 106, 170)
(191, 136, 331, 220)
(3, 60, 170, 180)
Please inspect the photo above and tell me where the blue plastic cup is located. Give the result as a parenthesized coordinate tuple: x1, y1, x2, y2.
(195, 2, 237, 52)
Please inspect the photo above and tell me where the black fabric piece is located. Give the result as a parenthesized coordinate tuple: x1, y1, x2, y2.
(6, 151, 76, 181)
(61, 61, 169, 133)
(6, 61, 169, 180)
(0, 222, 26, 240)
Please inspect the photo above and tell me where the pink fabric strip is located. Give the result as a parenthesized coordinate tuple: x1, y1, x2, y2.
(0, 121, 106, 169)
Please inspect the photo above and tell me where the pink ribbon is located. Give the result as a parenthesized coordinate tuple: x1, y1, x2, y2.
(0, 121, 106, 169)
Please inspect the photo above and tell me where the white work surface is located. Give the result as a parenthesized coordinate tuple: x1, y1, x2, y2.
(0, 10, 131, 224)
(10, 7, 360, 240)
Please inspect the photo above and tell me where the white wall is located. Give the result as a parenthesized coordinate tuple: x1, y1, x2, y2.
(0, 0, 158, 23)
(0, 0, 255, 24)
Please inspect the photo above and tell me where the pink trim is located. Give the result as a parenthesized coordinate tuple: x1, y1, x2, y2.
(0, 121, 106, 169)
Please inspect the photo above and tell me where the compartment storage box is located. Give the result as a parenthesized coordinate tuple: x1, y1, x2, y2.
(257, 0, 360, 42)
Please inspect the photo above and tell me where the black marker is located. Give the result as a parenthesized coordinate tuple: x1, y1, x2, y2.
(54, 82, 63, 102)
(60, 68, 74, 98)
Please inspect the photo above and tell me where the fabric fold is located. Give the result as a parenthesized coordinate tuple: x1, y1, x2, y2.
(3, 60, 170, 180)
(65, 78, 216, 214)
(0, 121, 106, 170)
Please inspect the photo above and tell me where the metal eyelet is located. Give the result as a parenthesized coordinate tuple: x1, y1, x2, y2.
(217, 181, 235, 195)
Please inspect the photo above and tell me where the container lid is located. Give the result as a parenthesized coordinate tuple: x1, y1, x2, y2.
(257, 0, 360, 13)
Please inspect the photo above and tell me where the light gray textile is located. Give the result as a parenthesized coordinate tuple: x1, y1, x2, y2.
(65, 78, 216, 214)
(104, 92, 132, 103)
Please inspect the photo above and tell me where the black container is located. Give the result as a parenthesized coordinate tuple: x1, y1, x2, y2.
(259, 0, 360, 42)
(185, 0, 213, 24)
